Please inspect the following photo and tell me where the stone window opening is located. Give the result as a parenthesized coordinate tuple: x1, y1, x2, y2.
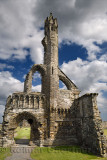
(52, 67, 53, 74)
(59, 80, 67, 90)
(32, 71, 42, 92)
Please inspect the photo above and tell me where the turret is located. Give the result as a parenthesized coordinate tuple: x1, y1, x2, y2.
(44, 13, 58, 36)
(42, 13, 58, 66)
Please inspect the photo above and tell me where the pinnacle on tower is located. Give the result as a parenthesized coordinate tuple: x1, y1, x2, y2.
(42, 13, 58, 55)
(44, 13, 58, 34)
(49, 12, 53, 20)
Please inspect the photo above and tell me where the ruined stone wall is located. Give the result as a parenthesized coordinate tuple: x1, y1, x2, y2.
(1, 92, 47, 147)
(57, 90, 76, 109)
(74, 93, 106, 157)
(5, 92, 46, 110)
(19, 120, 30, 127)
(43, 107, 78, 146)
(102, 121, 107, 129)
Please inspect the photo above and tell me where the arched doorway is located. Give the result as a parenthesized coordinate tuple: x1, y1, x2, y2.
(14, 120, 30, 145)
(11, 112, 40, 146)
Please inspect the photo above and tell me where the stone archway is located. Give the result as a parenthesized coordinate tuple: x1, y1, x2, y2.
(24, 64, 46, 93)
(8, 112, 41, 146)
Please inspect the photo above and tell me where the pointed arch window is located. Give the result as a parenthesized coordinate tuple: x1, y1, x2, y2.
(32, 71, 41, 92)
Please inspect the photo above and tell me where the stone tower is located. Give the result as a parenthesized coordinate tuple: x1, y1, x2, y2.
(0, 13, 106, 157)
(42, 13, 59, 109)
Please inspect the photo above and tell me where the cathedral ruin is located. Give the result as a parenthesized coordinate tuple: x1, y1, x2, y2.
(0, 13, 106, 157)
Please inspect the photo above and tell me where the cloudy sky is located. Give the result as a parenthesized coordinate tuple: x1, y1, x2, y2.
(0, 0, 107, 122)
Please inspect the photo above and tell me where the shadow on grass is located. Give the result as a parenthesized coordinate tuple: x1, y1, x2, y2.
(15, 139, 29, 145)
(40, 146, 96, 155)
(52, 146, 100, 157)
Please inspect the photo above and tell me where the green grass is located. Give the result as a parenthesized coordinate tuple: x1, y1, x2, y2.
(14, 127, 31, 140)
(0, 147, 11, 160)
(14, 128, 107, 159)
(31, 146, 106, 160)
(104, 129, 107, 136)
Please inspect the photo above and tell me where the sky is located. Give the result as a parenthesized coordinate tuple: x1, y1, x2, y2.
(0, 0, 107, 122)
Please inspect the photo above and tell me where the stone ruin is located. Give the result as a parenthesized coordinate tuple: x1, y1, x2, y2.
(0, 13, 106, 157)
(19, 119, 30, 128)
(102, 121, 107, 129)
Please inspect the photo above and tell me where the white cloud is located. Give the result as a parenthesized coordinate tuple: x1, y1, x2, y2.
(61, 58, 107, 92)
(33, 72, 41, 80)
(0, 0, 107, 63)
(0, 105, 5, 123)
(0, 105, 4, 115)
(60, 58, 107, 120)
(0, 0, 43, 64)
(0, 63, 14, 70)
(0, 71, 23, 105)
(33, 0, 107, 60)
(0, 71, 24, 122)
(32, 85, 41, 92)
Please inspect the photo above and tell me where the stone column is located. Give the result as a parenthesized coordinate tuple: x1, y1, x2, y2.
(34, 96, 37, 109)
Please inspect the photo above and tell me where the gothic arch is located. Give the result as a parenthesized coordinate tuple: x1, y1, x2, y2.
(31, 64, 46, 77)
(59, 75, 72, 90)
(13, 111, 38, 125)
(58, 68, 79, 91)
(24, 64, 46, 93)
(9, 111, 41, 145)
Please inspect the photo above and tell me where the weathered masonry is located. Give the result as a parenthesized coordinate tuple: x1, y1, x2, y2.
(0, 13, 106, 157)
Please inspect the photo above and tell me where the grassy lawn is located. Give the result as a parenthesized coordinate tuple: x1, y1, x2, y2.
(104, 129, 107, 136)
(31, 146, 106, 160)
(14, 127, 31, 140)
(0, 147, 11, 160)
(14, 127, 107, 159)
